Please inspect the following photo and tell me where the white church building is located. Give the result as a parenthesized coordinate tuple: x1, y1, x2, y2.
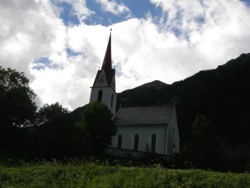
(89, 31, 180, 156)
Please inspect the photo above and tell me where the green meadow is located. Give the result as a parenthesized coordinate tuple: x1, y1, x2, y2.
(0, 160, 250, 188)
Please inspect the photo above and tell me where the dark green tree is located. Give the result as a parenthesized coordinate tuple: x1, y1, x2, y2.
(0, 66, 36, 127)
(185, 115, 222, 169)
(82, 102, 117, 152)
(0, 66, 36, 148)
(36, 102, 69, 125)
(28, 103, 90, 157)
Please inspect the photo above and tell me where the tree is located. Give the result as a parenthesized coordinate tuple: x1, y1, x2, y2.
(82, 102, 117, 152)
(28, 103, 90, 157)
(185, 115, 222, 169)
(0, 66, 36, 148)
(36, 102, 69, 125)
(0, 66, 36, 127)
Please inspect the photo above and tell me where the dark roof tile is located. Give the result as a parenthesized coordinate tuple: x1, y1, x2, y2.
(115, 104, 174, 125)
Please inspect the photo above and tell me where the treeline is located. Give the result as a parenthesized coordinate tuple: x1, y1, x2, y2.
(118, 53, 250, 172)
(0, 66, 116, 158)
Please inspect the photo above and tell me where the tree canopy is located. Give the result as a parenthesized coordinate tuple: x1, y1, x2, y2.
(184, 115, 222, 169)
(0, 66, 37, 148)
(27, 103, 91, 157)
(36, 102, 69, 125)
(0, 66, 36, 128)
(82, 102, 117, 152)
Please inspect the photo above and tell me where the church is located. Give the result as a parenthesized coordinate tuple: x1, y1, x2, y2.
(89, 31, 180, 156)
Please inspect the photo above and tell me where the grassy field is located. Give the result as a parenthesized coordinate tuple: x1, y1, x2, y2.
(0, 159, 250, 188)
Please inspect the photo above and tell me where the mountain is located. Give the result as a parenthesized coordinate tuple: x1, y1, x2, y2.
(117, 80, 169, 107)
(117, 53, 250, 146)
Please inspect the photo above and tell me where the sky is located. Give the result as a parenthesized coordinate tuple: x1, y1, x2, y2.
(1, 0, 250, 110)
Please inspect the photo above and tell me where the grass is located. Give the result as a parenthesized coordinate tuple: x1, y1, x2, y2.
(0, 159, 250, 188)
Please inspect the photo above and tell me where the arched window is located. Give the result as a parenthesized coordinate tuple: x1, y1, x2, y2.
(97, 90, 103, 102)
(117, 134, 122, 149)
(111, 93, 114, 108)
(151, 134, 156, 153)
(134, 134, 139, 151)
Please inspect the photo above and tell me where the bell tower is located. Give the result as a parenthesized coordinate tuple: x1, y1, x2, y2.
(89, 31, 117, 115)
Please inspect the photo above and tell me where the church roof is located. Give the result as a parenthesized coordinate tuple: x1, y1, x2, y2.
(115, 104, 174, 126)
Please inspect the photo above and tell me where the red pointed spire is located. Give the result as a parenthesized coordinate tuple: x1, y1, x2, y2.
(102, 31, 112, 71)
(101, 31, 114, 87)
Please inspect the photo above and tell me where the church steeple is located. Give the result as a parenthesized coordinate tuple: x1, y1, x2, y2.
(92, 31, 115, 89)
(89, 30, 117, 115)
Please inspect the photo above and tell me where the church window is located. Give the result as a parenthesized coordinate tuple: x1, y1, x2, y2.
(134, 134, 139, 151)
(151, 134, 156, 153)
(117, 134, 122, 149)
(97, 90, 103, 102)
(100, 75, 105, 83)
(111, 93, 114, 108)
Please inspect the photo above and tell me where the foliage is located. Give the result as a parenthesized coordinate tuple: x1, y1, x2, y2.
(26, 103, 90, 157)
(0, 66, 36, 148)
(184, 115, 222, 169)
(82, 102, 117, 152)
(0, 160, 250, 187)
(222, 143, 250, 172)
(0, 66, 36, 127)
(36, 102, 69, 125)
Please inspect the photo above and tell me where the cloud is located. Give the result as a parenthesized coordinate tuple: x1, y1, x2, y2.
(95, 0, 131, 15)
(150, 0, 250, 37)
(148, 0, 250, 63)
(53, 0, 93, 23)
(1, 0, 250, 111)
(0, 0, 61, 79)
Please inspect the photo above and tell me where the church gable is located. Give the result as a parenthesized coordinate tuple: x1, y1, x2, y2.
(93, 69, 108, 87)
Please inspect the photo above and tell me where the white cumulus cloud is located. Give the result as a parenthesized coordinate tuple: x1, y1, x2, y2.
(96, 0, 131, 15)
(53, 0, 93, 22)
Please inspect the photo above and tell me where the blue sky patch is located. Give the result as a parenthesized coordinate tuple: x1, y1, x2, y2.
(123, 0, 157, 18)
(85, 0, 130, 25)
(57, 2, 80, 26)
(241, 0, 250, 6)
(32, 57, 59, 70)
(66, 48, 81, 57)
(83, 0, 161, 26)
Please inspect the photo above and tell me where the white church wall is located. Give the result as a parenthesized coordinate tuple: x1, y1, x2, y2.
(111, 125, 169, 155)
(166, 106, 180, 155)
(90, 87, 116, 114)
